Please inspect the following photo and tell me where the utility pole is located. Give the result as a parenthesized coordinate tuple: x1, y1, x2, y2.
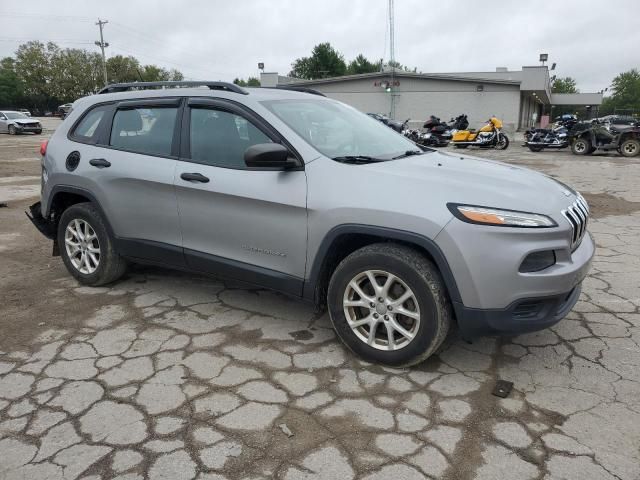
(95, 19, 109, 87)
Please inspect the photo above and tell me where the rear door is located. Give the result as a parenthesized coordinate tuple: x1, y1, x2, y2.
(69, 98, 184, 265)
(174, 98, 307, 295)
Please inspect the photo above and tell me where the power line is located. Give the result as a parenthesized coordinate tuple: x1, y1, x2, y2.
(0, 12, 94, 22)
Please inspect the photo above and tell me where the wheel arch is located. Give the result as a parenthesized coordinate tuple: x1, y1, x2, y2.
(46, 185, 115, 238)
(304, 224, 462, 311)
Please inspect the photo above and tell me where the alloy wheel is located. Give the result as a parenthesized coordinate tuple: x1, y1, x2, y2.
(574, 140, 587, 153)
(343, 270, 420, 351)
(64, 219, 100, 274)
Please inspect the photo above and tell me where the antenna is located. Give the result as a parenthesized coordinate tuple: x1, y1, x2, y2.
(388, 0, 396, 119)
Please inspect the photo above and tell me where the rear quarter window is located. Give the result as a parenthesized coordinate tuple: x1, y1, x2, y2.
(70, 104, 111, 143)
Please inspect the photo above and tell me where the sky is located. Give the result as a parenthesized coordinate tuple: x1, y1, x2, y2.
(1, 0, 639, 93)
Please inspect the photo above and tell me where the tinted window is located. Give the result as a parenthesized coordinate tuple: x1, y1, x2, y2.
(72, 105, 110, 141)
(189, 108, 272, 168)
(110, 107, 177, 156)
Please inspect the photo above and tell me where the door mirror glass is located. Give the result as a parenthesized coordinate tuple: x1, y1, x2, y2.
(244, 143, 295, 168)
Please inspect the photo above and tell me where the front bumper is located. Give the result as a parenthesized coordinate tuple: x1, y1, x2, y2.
(14, 123, 42, 133)
(455, 283, 582, 338)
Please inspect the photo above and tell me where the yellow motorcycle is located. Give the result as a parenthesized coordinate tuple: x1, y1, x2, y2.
(451, 117, 509, 150)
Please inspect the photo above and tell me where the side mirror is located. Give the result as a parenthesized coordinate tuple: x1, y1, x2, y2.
(244, 143, 297, 169)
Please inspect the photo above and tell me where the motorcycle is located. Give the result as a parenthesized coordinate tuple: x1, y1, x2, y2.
(420, 115, 452, 147)
(404, 114, 469, 148)
(523, 115, 577, 151)
(451, 117, 509, 150)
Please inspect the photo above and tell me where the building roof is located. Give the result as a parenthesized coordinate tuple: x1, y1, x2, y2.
(288, 70, 522, 86)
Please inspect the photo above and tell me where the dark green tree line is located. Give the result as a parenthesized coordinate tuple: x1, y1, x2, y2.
(0, 41, 183, 113)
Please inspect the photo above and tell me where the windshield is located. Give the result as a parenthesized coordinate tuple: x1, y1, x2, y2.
(261, 99, 420, 160)
(4, 112, 27, 120)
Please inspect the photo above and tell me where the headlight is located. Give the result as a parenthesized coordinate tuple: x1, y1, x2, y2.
(448, 204, 557, 228)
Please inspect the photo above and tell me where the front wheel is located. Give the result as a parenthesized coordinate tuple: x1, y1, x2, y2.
(8, 125, 17, 135)
(495, 135, 509, 150)
(571, 137, 591, 155)
(327, 243, 452, 367)
(528, 145, 544, 152)
(58, 203, 127, 286)
(619, 138, 640, 157)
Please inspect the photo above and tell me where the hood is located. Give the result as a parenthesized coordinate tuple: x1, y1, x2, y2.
(13, 119, 39, 125)
(362, 150, 576, 217)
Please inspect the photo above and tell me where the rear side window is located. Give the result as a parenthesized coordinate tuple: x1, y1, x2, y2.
(189, 108, 272, 168)
(110, 107, 178, 156)
(71, 104, 110, 142)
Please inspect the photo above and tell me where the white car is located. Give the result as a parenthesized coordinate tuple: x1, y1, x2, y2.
(0, 111, 42, 135)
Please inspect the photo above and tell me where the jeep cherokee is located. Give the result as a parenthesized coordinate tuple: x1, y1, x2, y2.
(27, 81, 595, 366)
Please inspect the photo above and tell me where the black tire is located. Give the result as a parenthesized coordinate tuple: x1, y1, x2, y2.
(8, 125, 17, 135)
(495, 135, 509, 150)
(619, 138, 640, 158)
(528, 145, 544, 152)
(34, 130, 42, 135)
(571, 137, 591, 155)
(58, 203, 127, 286)
(453, 144, 469, 149)
(327, 243, 452, 367)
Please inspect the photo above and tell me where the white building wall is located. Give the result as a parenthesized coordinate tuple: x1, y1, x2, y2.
(304, 77, 522, 133)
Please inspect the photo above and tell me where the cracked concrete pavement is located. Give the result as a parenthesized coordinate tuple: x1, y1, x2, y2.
(1, 121, 639, 479)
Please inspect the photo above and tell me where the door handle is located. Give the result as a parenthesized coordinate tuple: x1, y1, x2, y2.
(89, 158, 111, 168)
(180, 172, 210, 183)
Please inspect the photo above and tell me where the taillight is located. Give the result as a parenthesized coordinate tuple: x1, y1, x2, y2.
(40, 140, 48, 156)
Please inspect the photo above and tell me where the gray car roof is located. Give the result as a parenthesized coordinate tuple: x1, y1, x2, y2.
(75, 87, 323, 110)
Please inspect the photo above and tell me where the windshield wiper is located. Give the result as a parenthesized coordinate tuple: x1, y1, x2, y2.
(392, 150, 425, 159)
(332, 155, 386, 164)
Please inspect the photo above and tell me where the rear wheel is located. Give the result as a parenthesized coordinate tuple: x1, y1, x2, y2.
(58, 203, 127, 286)
(571, 137, 591, 155)
(619, 138, 640, 157)
(453, 144, 469, 149)
(327, 243, 452, 367)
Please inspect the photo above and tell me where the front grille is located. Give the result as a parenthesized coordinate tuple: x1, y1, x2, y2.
(562, 194, 589, 250)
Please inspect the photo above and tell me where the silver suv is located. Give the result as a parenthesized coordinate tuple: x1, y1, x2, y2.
(28, 81, 594, 366)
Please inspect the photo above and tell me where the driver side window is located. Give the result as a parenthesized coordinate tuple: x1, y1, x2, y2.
(189, 108, 272, 169)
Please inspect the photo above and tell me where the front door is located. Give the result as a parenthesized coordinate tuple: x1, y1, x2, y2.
(174, 99, 307, 295)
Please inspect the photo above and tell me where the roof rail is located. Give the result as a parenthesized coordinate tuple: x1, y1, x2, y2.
(97, 81, 248, 95)
(274, 85, 326, 97)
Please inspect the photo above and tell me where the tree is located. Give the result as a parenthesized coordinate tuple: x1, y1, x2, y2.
(386, 60, 417, 73)
(106, 55, 142, 83)
(289, 42, 347, 79)
(49, 48, 102, 101)
(0, 57, 23, 108)
(14, 41, 57, 107)
(602, 69, 640, 114)
(552, 77, 579, 94)
(233, 77, 260, 87)
(347, 54, 380, 75)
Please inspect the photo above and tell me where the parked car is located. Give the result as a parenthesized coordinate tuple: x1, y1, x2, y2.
(0, 110, 42, 135)
(58, 103, 73, 119)
(18, 108, 31, 117)
(367, 112, 407, 132)
(27, 81, 594, 366)
(597, 115, 638, 129)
